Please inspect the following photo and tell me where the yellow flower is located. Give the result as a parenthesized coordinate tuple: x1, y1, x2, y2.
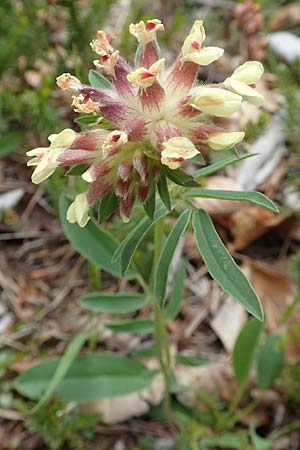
(161, 137, 199, 169)
(206, 131, 245, 150)
(224, 61, 264, 105)
(129, 19, 164, 47)
(191, 87, 242, 117)
(56, 73, 81, 92)
(26, 129, 76, 184)
(181, 20, 224, 66)
(66, 193, 90, 228)
(127, 59, 165, 89)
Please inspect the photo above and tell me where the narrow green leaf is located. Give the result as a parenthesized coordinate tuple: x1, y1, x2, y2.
(186, 189, 278, 213)
(155, 210, 191, 305)
(31, 333, 88, 413)
(78, 292, 147, 314)
(157, 174, 171, 211)
(256, 334, 284, 389)
(166, 261, 186, 320)
(74, 114, 102, 126)
(15, 354, 157, 402)
(192, 210, 263, 321)
(88, 69, 113, 90)
(113, 203, 169, 276)
(98, 191, 119, 223)
(233, 318, 263, 383)
(105, 319, 154, 334)
(175, 353, 211, 367)
(143, 179, 156, 220)
(201, 432, 249, 449)
(193, 154, 257, 178)
(59, 195, 135, 278)
(163, 167, 199, 187)
(0, 131, 23, 156)
(66, 164, 89, 176)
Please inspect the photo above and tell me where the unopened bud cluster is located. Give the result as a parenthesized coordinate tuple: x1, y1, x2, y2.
(27, 19, 264, 227)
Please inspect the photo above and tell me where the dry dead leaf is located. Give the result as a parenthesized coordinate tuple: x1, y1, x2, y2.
(211, 296, 247, 352)
(236, 115, 287, 191)
(228, 207, 286, 251)
(243, 259, 299, 363)
(175, 358, 237, 408)
(269, 4, 300, 31)
(82, 361, 164, 424)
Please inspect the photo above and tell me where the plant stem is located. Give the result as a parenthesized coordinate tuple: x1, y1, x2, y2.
(154, 217, 164, 266)
(270, 419, 300, 441)
(88, 261, 101, 291)
(228, 380, 248, 416)
(137, 218, 172, 419)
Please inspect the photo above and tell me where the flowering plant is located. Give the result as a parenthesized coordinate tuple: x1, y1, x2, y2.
(20, 19, 278, 419)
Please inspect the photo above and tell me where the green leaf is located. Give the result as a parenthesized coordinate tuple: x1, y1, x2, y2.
(175, 353, 211, 367)
(15, 354, 157, 402)
(59, 195, 135, 279)
(155, 210, 191, 305)
(98, 191, 119, 223)
(0, 131, 23, 156)
(31, 333, 88, 413)
(66, 164, 89, 176)
(105, 320, 154, 334)
(201, 432, 249, 449)
(163, 167, 199, 187)
(157, 174, 171, 211)
(166, 261, 186, 320)
(233, 318, 263, 383)
(250, 425, 273, 450)
(113, 202, 169, 276)
(143, 179, 156, 220)
(186, 189, 278, 213)
(193, 153, 257, 178)
(74, 114, 102, 126)
(256, 334, 284, 389)
(78, 292, 147, 314)
(192, 210, 263, 321)
(88, 69, 113, 90)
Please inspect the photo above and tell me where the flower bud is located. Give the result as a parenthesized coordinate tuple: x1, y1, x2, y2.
(127, 59, 164, 89)
(129, 19, 164, 47)
(56, 73, 81, 92)
(66, 193, 90, 228)
(161, 136, 199, 169)
(27, 129, 76, 184)
(191, 87, 242, 117)
(206, 131, 245, 150)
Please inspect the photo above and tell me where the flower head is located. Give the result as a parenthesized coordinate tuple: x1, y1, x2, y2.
(190, 87, 243, 117)
(67, 193, 90, 228)
(161, 137, 199, 169)
(27, 129, 76, 184)
(181, 20, 224, 66)
(27, 19, 264, 226)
